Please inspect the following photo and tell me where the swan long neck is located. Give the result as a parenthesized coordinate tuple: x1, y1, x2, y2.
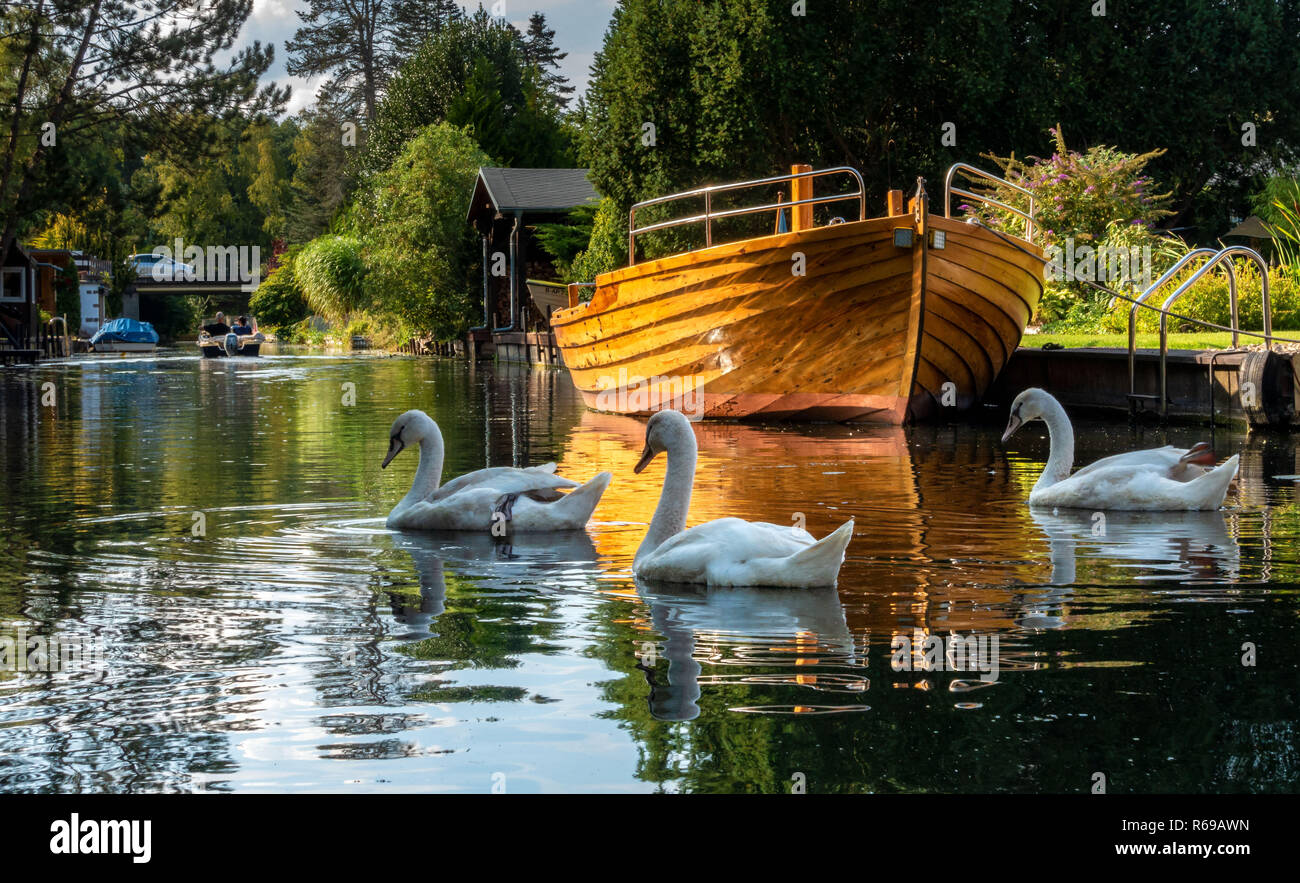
(636, 424, 696, 566)
(401, 418, 445, 509)
(1035, 395, 1075, 492)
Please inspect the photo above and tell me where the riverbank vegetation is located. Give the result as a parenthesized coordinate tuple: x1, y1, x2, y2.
(5, 1, 1300, 347)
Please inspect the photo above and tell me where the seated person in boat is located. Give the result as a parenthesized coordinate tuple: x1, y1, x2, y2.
(202, 312, 230, 336)
(231, 315, 253, 336)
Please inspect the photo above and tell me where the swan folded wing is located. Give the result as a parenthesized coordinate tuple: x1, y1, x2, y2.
(427, 465, 579, 502)
(1031, 456, 1238, 511)
(1071, 446, 1186, 480)
(637, 518, 820, 584)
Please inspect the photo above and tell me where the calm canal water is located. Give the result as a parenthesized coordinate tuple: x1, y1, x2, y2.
(1, 348, 1297, 793)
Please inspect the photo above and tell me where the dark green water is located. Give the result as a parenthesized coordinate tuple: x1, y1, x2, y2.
(0, 349, 1297, 793)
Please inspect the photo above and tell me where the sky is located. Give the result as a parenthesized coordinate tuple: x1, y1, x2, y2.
(242, 0, 619, 116)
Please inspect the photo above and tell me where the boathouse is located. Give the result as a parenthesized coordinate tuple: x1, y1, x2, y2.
(0, 240, 39, 363)
(465, 167, 599, 363)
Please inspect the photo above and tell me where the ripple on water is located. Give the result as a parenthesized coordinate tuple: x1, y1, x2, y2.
(2, 355, 1298, 792)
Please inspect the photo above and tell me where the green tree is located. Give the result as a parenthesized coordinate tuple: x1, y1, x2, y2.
(363, 7, 571, 172)
(287, 107, 353, 242)
(521, 11, 574, 108)
(287, 0, 394, 124)
(389, 0, 462, 48)
(580, 0, 1300, 250)
(52, 262, 80, 330)
(0, 0, 283, 257)
(445, 57, 509, 160)
(568, 198, 628, 283)
(350, 122, 490, 340)
(249, 250, 310, 329)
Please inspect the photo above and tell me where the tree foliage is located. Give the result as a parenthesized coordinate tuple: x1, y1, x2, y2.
(0, 0, 284, 255)
(287, 106, 354, 242)
(363, 7, 572, 172)
(521, 11, 574, 108)
(249, 249, 310, 329)
(294, 234, 368, 321)
(348, 122, 489, 340)
(581, 0, 1300, 244)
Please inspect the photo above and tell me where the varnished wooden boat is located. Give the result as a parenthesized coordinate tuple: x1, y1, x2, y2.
(551, 165, 1044, 423)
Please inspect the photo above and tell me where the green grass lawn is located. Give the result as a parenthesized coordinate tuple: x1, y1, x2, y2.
(1024, 330, 1272, 350)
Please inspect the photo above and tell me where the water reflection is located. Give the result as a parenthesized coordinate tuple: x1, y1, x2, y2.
(634, 581, 856, 721)
(2, 352, 1298, 792)
(1030, 508, 1241, 587)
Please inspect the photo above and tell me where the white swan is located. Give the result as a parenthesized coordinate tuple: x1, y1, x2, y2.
(631, 409, 855, 587)
(1001, 388, 1239, 511)
(382, 409, 611, 531)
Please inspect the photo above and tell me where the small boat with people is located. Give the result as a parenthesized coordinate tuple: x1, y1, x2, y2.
(88, 317, 159, 353)
(197, 312, 265, 358)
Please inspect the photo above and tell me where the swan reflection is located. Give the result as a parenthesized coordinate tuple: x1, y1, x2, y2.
(633, 580, 855, 721)
(386, 529, 601, 634)
(1018, 509, 1241, 628)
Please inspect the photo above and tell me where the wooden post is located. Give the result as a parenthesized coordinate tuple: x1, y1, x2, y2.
(887, 190, 905, 216)
(790, 164, 813, 232)
(567, 283, 580, 308)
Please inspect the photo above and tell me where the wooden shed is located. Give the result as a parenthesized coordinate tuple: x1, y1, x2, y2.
(0, 239, 38, 361)
(465, 167, 599, 360)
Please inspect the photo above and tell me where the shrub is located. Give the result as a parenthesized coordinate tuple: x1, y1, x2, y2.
(52, 263, 81, 331)
(249, 251, 310, 330)
(1250, 175, 1300, 267)
(349, 122, 488, 340)
(294, 234, 368, 322)
(534, 202, 599, 280)
(568, 197, 628, 285)
(1099, 260, 1300, 334)
(975, 126, 1176, 326)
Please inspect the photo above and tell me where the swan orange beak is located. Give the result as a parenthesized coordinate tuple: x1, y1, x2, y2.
(381, 437, 404, 469)
(1000, 414, 1022, 444)
(1179, 442, 1217, 466)
(633, 443, 657, 474)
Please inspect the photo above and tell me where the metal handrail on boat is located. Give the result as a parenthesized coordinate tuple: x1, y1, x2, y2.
(942, 163, 1037, 243)
(1154, 247, 1271, 418)
(627, 166, 867, 265)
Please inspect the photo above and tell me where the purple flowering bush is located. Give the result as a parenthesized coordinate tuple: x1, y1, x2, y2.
(966, 126, 1177, 326)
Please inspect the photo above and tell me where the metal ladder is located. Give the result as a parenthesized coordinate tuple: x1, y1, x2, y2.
(1119, 246, 1272, 418)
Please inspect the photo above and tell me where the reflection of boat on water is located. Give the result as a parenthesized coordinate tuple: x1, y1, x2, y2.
(634, 580, 854, 721)
(551, 165, 1044, 424)
(564, 409, 1035, 630)
(88, 317, 158, 353)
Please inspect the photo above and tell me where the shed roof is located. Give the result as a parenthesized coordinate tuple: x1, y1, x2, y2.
(1226, 215, 1276, 239)
(467, 167, 600, 227)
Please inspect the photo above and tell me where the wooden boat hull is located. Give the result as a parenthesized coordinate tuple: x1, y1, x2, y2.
(551, 204, 1043, 424)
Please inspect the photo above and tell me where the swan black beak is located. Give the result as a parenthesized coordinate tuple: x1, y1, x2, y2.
(1000, 415, 1022, 444)
(633, 443, 657, 474)
(381, 437, 404, 469)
